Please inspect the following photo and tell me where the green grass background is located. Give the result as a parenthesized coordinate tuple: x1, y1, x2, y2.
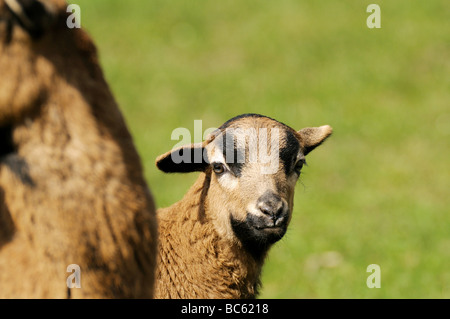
(74, 0, 449, 298)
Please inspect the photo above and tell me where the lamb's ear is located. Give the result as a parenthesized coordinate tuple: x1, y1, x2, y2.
(156, 142, 209, 173)
(5, 0, 57, 38)
(297, 125, 333, 155)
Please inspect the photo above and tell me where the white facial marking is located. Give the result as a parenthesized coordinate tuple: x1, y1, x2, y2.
(206, 142, 239, 190)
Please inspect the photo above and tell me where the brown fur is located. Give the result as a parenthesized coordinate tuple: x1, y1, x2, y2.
(0, 0, 157, 298)
(155, 172, 262, 299)
(155, 115, 332, 298)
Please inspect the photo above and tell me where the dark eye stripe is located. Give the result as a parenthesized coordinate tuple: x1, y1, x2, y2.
(219, 131, 244, 177)
(215, 124, 301, 176)
(279, 130, 301, 175)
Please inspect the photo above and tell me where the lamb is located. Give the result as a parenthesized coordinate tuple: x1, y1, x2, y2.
(154, 113, 332, 298)
(0, 0, 157, 298)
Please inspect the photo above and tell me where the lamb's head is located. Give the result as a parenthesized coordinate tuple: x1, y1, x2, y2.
(156, 114, 332, 257)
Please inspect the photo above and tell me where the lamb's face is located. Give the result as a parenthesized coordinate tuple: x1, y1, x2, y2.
(204, 116, 303, 252)
(156, 114, 332, 257)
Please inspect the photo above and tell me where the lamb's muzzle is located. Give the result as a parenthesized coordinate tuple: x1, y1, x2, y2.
(256, 190, 287, 225)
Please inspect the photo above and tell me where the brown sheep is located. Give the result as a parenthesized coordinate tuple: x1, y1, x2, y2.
(154, 114, 332, 298)
(0, 0, 157, 298)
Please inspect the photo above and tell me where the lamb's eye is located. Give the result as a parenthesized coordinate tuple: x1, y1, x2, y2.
(294, 160, 305, 175)
(212, 162, 226, 175)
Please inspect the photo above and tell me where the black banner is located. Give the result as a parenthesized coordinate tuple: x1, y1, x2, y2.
(0, 299, 444, 317)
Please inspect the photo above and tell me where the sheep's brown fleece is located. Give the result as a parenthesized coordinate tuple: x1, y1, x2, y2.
(0, 0, 157, 298)
(155, 172, 261, 299)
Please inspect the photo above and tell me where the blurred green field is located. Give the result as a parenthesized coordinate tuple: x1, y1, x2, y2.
(74, 0, 449, 298)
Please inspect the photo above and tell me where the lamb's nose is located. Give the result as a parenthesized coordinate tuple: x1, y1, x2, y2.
(257, 191, 284, 219)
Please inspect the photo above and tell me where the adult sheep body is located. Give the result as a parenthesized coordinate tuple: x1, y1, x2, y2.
(0, 0, 157, 298)
(155, 114, 332, 298)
